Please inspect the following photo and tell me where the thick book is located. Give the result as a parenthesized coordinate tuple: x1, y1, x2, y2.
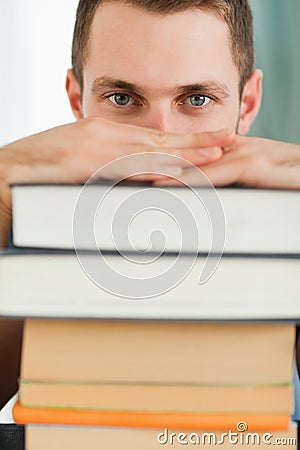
(20, 320, 295, 386)
(25, 424, 298, 450)
(11, 184, 300, 254)
(19, 382, 293, 414)
(0, 251, 300, 319)
(13, 402, 291, 431)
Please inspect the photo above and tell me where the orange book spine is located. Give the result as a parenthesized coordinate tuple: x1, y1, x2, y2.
(13, 402, 290, 431)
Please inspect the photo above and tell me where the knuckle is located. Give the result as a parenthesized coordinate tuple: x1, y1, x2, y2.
(149, 128, 168, 145)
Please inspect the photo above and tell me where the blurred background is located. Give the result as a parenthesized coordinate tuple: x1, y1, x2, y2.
(0, 0, 299, 145)
(249, 0, 300, 143)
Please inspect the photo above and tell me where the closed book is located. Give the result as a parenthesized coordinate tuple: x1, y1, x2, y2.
(1, 251, 300, 319)
(19, 382, 293, 414)
(25, 424, 298, 450)
(20, 320, 295, 386)
(11, 184, 300, 254)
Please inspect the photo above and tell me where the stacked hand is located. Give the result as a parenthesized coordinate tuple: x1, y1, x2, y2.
(1, 117, 300, 247)
(0, 117, 234, 211)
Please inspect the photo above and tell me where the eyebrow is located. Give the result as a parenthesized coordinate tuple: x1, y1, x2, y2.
(90, 76, 230, 99)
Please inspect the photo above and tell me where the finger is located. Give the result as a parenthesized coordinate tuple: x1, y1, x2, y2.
(153, 159, 241, 187)
(144, 128, 236, 150)
(108, 147, 223, 176)
(142, 146, 224, 168)
(96, 152, 186, 181)
(153, 165, 212, 187)
(107, 119, 236, 149)
(153, 169, 205, 187)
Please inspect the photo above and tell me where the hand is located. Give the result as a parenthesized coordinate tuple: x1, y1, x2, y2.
(154, 135, 300, 189)
(0, 117, 236, 188)
(0, 118, 235, 245)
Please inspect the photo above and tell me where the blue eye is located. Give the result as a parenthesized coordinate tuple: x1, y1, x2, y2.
(188, 95, 210, 107)
(190, 95, 205, 106)
(180, 95, 211, 108)
(108, 93, 134, 106)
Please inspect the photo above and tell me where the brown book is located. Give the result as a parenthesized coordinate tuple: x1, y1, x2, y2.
(25, 424, 297, 450)
(19, 382, 293, 414)
(21, 320, 295, 386)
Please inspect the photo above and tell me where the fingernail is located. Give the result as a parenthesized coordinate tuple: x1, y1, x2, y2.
(198, 147, 222, 157)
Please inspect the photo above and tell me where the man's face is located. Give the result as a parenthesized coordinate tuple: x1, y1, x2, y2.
(79, 3, 242, 134)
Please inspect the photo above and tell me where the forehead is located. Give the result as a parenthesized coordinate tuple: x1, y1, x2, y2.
(84, 3, 239, 93)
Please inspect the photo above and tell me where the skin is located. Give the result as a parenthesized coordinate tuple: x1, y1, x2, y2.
(68, 4, 261, 133)
(155, 135, 300, 188)
(0, 3, 299, 409)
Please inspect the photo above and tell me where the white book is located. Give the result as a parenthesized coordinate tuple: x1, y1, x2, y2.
(11, 184, 300, 254)
(0, 250, 299, 319)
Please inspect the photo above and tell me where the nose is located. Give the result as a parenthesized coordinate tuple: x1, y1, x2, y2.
(137, 107, 182, 134)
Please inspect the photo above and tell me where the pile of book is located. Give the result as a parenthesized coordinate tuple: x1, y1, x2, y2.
(0, 183, 299, 448)
(13, 319, 297, 449)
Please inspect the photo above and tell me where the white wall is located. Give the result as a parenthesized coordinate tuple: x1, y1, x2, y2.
(0, 0, 78, 145)
(1, 1, 299, 146)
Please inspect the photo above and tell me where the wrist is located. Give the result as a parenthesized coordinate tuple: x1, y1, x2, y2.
(0, 189, 12, 248)
(273, 141, 300, 189)
(281, 141, 300, 177)
(0, 147, 13, 248)
(0, 147, 13, 211)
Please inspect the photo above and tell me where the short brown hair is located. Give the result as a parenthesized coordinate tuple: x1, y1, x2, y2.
(72, 0, 254, 96)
